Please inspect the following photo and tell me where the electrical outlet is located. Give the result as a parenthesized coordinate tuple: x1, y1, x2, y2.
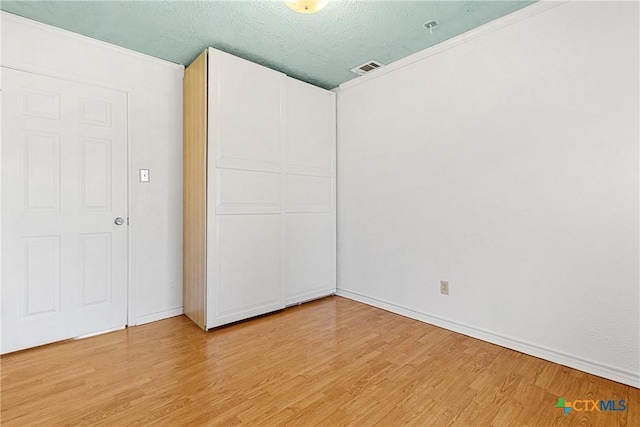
(440, 280, 449, 295)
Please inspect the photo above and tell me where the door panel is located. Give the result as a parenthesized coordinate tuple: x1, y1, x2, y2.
(79, 137, 112, 210)
(284, 78, 336, 305)
(23, 131, 61, 211)
(215, 168, 280, 215)
(23, 236, 61, 315)
(285, 213, 336, 305)
(216, 214, 282, 325)
(211, 49, 285, 174)
(79, 232, 112, 305)
(1, 68, 128, 353)
(215, 51, 283, 171)
(286, 79, 334, 176)
(207, 48, 287, 328)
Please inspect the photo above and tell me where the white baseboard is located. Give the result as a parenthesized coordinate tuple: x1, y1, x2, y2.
(336, 289, 640, 388)
(135, 307, 184, 326)
(285, 288, 336, 307)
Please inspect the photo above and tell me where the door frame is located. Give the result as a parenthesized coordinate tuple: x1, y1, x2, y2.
(1, 64, 137, 328)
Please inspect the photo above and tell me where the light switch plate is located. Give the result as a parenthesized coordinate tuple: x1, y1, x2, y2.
(140, 169, 150, 182)
(440, 280, 449, 295)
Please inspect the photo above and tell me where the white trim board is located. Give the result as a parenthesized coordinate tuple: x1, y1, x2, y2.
(336, 0, 568, 91)
(136, 307, 184, 326)
(126, 90, 136, 327)
(285, 289, 336, 307)
(336, 290, 640, 388)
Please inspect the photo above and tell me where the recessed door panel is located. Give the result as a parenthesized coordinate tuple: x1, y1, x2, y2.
(79, 98, 112, 127)
(79, 137, 112, 210)
(23, 131, 61, 211)
(216, 168, 280, 214)
(80, 233, 112, 306)
(214, 214, 283, 325)
(22, 236, 61, 315)
(285, 213, 335, 305)
(286, 79, 335, 177)
(23, 88, 60, 119)
(211, 49, 285, 173)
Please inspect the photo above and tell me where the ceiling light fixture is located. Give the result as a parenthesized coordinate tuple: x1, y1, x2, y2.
(284, 0, 329, 14)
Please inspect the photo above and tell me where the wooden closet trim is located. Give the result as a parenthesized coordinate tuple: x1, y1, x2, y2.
(183, 50, 208, 329)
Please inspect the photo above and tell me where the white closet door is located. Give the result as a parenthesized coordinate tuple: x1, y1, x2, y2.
(1, 68, 128, 353)
(207, 48, 286, 327)
(284, 78, 336, 305)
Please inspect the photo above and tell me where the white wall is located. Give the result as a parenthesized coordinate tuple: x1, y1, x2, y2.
(336, 1, 639, 387)
(1, 12, 184, 325)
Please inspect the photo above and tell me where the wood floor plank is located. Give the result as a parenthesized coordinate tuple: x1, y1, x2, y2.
(1, 296, 637, 426)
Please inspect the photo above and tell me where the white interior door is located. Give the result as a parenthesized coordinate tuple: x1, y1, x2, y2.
(1, 68, 128, 353)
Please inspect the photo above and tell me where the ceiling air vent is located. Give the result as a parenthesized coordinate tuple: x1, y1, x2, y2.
(350, 60, 384, 76)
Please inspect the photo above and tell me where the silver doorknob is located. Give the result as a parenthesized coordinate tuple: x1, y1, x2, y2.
(114, 217, 125, 225)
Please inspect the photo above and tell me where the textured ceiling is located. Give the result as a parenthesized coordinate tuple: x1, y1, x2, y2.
(1, 1, 535, 89)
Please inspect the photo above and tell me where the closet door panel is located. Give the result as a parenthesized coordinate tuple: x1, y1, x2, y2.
(286, 79, 334, 177)
(216, 168, 281, 215)
(206, 48, 287, 328)
(284, 78, 336, 305)
(215, 214, 283, 325)
(285, 213, 336, 305)
(286, 174, 333, 213)
(211, 49, 285, 173)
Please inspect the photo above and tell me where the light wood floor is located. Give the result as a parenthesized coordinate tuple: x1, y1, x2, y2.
(1, 296, 638, 426)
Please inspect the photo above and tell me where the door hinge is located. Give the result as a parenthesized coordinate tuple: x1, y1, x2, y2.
(127, 217, 130, 226)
